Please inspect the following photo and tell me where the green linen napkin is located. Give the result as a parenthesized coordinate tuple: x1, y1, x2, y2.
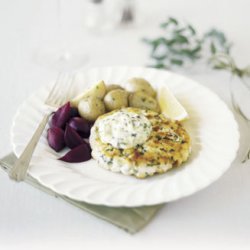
(0, 153, 164, 234)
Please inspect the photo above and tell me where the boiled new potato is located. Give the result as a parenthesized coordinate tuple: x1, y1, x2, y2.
(78, 96, 105, 121)
(91, 80, 106, 99)
(125, 78, 156, 97)
(70, 80, 106, 108)
(106, 84, 124, 93)
(104, 89, 128, 111)
(128, 91, 160, 112)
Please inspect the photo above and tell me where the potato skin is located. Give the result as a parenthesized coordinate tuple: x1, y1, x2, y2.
(104, 89, 128, 111)
(126, 78, 156, 97)
(106, 84, 124, 93)
(90, 80, 106, 99)
(78, 97, 106, 121)
(70, 81, 106, 108)
(128, 91, 160, 112)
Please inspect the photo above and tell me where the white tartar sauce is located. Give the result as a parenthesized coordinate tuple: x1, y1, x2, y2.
(98, 110, 152, 149)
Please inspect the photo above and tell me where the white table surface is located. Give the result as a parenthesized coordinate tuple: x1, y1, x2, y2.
(1, 0, 250, 249)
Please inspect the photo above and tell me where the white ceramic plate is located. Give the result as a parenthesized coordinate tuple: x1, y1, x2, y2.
(11, 67, 239, 207)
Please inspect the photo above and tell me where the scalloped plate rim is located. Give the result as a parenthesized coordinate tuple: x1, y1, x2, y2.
(10, 66, 240, 207)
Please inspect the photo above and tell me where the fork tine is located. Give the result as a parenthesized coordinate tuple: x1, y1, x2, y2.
(45, 73, 75, 108)
(68, 74, 76, 99)
(56, 73, 75, 106)
(51, 73, 70, 107)
(45, 73, 63, 104)
(64, 74, 76, 102)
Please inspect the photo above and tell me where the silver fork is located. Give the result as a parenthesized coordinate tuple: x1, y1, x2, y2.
(9, 73, 75, 182)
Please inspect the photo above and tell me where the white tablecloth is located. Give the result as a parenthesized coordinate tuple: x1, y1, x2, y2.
(0, 0, 250, 249)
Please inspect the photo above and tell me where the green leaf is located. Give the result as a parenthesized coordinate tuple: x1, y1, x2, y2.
(225, 43, 232, 54)
(174, 27, 186, 34)
(191, 44, 202, 54)
(154, 38, 168, 52)
(205, 29, 221, 38)
(151, 53, 168, 61)
(143, 37, 168, 54)
(142, 38, 154, 45)
(204, 29, 226, 45)
(170, 59, 183, 65)
(179, 49, 194, 56)
(174, 34, 189, 44)
(187, 24, 196, 35)
(160, 22, 169, 29)
(167, 39, 177, 46)
(160, 17, 178, 29)
(204, 29, 232, 56)
(210, 42, 216, 54)
(213, 65, 226, 70)
(150, 62, 167, 69)
(169, 17, 178, 25)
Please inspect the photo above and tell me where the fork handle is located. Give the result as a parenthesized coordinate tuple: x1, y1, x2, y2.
(9, 113, 51, 182)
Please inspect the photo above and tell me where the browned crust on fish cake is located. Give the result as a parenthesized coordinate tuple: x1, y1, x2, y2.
(90, 108, 191, 178)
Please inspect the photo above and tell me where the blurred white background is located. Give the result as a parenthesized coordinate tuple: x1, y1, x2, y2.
(0, 1, 250, 249)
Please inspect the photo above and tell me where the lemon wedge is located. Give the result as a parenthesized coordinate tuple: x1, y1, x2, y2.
(70, 80, 106, 108)
(157, 86, 188, 121)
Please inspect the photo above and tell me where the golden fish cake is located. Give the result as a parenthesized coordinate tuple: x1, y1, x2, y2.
(89, 108, 191, 178)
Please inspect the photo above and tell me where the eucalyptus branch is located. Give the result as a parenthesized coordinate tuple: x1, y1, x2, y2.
(143, 17, 202, 69)
(143, 17, 247, 75)
(209, 53, 250, 78)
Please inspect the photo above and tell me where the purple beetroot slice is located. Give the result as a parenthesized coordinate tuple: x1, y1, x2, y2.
(50, 102, 71, 128)
(47, 127, 65, 152)
(70, 107, 79, 118)
(59, 142, 91, 163)
(64, 124, 84, 149)
(68, 117, 90, 138)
